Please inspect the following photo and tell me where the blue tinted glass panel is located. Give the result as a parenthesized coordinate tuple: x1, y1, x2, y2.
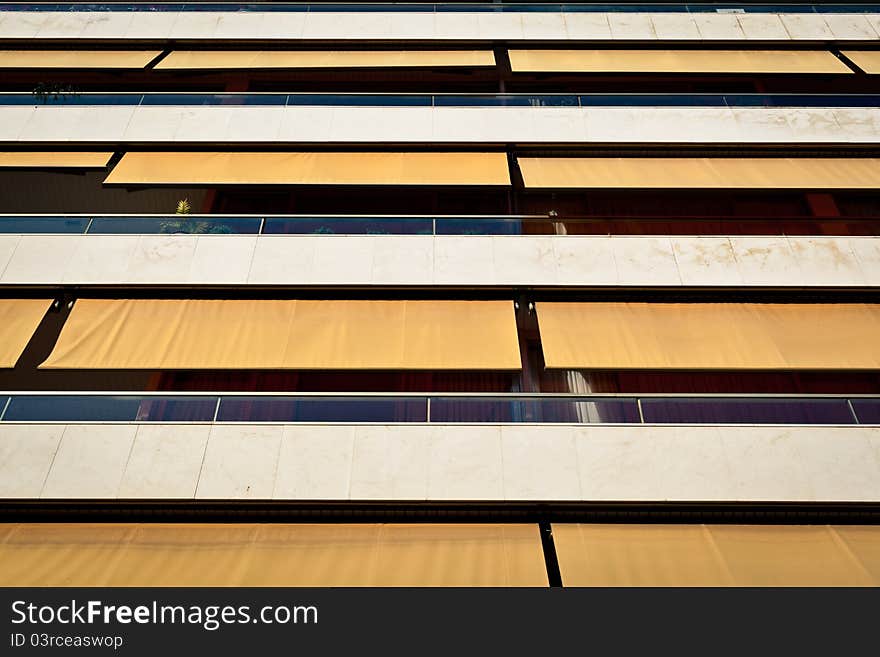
(581, 94, 727, 107)
(725, 95, 880, 107)
(429, 397, 640, 423)
(436, 95, 578, 107)
(435, 218, 522, 235)
(2, 395, 217, 422)
(141, 94, 286, 106)
(88, 216, 261, 234)
(217, 397, 427, 423)
(263, 217, 432, 235)
(287, 94, 431, 106)
(852, 399, 880, 424)
(640, 398, 856, 424)
(0, 216, 87, 233)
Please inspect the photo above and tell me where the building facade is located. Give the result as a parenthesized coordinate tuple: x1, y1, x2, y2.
(1, 1, 880, 586)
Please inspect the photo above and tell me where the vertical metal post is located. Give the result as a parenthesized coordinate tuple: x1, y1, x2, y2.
(636, 398, 645, 424)
(259, 217, 266, 235)
(212, 397, 222, 422)
(83, 217, 94, 234)
(426, 397, 431, 423)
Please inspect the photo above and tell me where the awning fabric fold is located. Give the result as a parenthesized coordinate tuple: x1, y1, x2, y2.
(0, 50, 161, 68)
(552, 524, 880, 586)
(0, 299, 53, 368)
(841, 51, 880, 74)
(104, 152, 511, 186)
(0, 523, 548, 587)
(535, 302, 880, 370)
(518, 157, 880, 189)
(40, 299, 522, 370)
(0, 152, 113, 168)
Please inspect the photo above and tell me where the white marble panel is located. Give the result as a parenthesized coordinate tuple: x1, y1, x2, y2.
(0, 235, 19, 279)
(867, 15, 880, 38)
(247, 236, 317, 284)
(168, 11, 221, 39)
(780, 13, 833, 39)
(563, 12, 611, 40)
(434, 13, 481, 40)
(501, 426, 581, 501)
(196, 425, 282, 499)
(731, 108, 798, 143)
(257, 12, 307, 40)
(79, 12, 134, 38)
(0, 12, 48, 38)
(329, 107, 433, 142)
(172, 107, 235, 142)
(552, 236, 618, 286)
(649, 13, 701, 40)
(693, 13, 746, 40)
(302, 12, 392, 39)
(213, 12, 267, 39)
(721, 427, 813, 501)
(125, 235, 198, 283)
(848, 237, 880, 286)
(119, 424, 210, 499)
(42, 425, 136, 499)
(477, 12, 524, 40)
(433, 235, 496, 285)
(787, 237, 866, 286)
(529, 108, 588, 142)
(62, 235, 138, 284)
(521, 13, 567, 40)
(70, 106, 136, 142)
(824, 14, 879, 40)
(729, 236, 803, 286)
(649, 426, 735, 502)
(123, 12, 179, 39)
(783, 108, 845, 143)
(1, 235, 77, 283)
(349, 426, 429, 500)
(371, 236, 433, 285)
(188, 235, 257, 284)
(492, 236, 557, 285)
(277, 107, 334, 142)
(18, 107, 90, 142)
(608, 13, 656, 39)
(830, 108, 880, 140)
(0, 425, 63, 498)
(123, 107, 188, 142)
(0, 107, 34, 140)
(612, 236, 681, 285)
(223, 107, 284, 142)
(34, 12, 90, 38)
(737, 14, 790, 40)
(575, 425, 664, 501)
(273, 425, 355, 500)
(794, 428, 880, 501)
(310, 236, 375, 285)
(427, 425, 503, 501)
(671, 236, 743, 287)
(390, 12, 437, 39)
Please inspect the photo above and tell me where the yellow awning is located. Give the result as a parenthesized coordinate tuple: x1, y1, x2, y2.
(0, 50, 161, 68)
(518, 157, 880, 189)
(0, 523, 548, 587)
(535, 302, 880, 370)
(158, 50, 496, 69)
(105, 152, 511, 186)
(40, 299, 522, 370)
(552, 524, 880, 586)
(841, 51, 880, 74)
(0, 299, 52, 368)
(0, 152, 113, 168)
(508, 49, 851, 74)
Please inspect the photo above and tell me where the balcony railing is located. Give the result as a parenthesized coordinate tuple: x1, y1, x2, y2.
(2, 214, 879, 237)
(0, 393, 877, 425)
(2, 3, 879, 14)
(5, 93, 880, 108)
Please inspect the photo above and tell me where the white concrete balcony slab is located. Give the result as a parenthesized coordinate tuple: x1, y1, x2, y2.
(0, 234, 877, 288)
(3, 104, 879, 145)
(2, 422, 878, 502)
(1, 11, 879, 42)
